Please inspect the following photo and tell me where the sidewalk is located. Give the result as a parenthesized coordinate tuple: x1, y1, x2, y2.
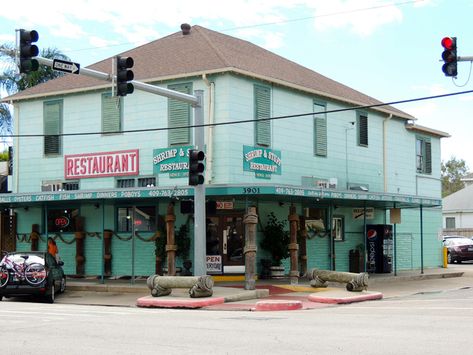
(60, 267, 467, 311)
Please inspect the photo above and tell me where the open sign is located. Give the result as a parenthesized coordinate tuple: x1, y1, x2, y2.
(55, 216, 70, 228)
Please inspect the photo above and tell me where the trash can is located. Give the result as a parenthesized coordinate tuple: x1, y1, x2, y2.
(349, 249, 361, 273)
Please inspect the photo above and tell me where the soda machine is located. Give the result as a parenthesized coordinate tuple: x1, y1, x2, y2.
(366, 224, 393, 273)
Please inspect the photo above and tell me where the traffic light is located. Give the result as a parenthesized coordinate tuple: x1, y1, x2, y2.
(188, 149, 205, 186)
(19, 29, 39, 74)
(441, 36, 457, 77)
(116, 56, 134, 96)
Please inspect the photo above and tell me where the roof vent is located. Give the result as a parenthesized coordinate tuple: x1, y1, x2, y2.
(181, 23, 191, 35)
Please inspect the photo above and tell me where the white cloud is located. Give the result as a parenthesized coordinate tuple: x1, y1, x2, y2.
(307, 0, 403, 36)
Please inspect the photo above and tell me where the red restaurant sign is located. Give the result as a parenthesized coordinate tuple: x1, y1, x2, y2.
(65, 149, 139, 179)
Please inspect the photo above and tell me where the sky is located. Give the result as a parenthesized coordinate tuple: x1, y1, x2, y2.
(1, 0, 472, 168)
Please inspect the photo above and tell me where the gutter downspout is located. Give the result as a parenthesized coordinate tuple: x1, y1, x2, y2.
(13, 101, 19, 193)
(383, 114, 393, 193)
(202, 74, 215, 183)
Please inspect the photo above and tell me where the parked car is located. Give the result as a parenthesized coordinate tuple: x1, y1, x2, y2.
(443, 238, 473, 264)
(0, 251, 66, 303)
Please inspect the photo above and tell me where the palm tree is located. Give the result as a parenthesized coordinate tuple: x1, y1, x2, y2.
(0, 43, 70, 136)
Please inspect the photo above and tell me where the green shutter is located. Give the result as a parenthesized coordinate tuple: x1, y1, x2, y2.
(168, 83, 192, 145)
(43, 100, 62, 155)
(358, 113, 368, 146)
(314, 102, 327, 157)
(254, 85, 271, 147)
(102, 93, 121, 133)
(425, 141, 432, 174)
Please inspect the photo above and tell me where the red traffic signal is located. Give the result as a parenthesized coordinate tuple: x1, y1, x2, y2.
(441, 36, 457, 77)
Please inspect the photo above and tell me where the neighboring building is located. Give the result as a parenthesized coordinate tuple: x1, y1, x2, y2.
(443, 184, 473, 237)
(0, 25, 448, 279)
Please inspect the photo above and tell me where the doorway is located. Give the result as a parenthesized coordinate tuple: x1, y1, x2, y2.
(206, 214, 245, 274)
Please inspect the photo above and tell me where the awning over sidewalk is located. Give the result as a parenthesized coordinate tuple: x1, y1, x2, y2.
(0, 183, 442, 209)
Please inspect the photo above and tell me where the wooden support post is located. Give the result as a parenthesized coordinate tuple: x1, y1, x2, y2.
(165, 203, 177, 276)
(30, 224, 40, 251)
(298, 215, 308, 277)
(243, 206, 258, 290)
(288, 204, 299, 285)
(75, 216, 85, 276)
(103, 230, 113, 276)
(146, 275, 214, 298)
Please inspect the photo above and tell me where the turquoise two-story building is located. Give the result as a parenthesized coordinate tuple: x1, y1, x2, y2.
(0, 24, 448, 279)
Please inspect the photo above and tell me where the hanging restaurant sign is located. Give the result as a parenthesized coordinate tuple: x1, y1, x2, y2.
(243, 145, 282, 179)
(153, 145, 193, 178)
(65, 149, 139, 179)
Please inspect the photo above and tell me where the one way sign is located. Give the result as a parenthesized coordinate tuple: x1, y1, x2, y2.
(52, 59, 80, 74)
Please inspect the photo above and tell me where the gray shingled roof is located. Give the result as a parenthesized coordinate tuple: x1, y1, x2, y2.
(443, 184, 473, 212)
(4, 25, 412, 119)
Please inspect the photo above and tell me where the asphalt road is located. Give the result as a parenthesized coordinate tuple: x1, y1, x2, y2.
(1, 268, 473, 355)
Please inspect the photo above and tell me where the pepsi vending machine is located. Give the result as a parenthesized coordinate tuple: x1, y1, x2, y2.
(366, 224, 393, 273)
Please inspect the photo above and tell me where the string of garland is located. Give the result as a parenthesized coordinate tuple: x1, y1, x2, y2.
(16, 230, 162, 243)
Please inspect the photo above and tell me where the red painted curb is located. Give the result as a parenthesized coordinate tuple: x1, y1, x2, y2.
(308, 291, 383, 304)
(254, 300, 303, 311)
(136, 296, 225, 308)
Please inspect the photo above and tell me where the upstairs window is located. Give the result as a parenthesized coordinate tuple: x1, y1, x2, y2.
(254, 84, 271, 147)
(44, 100, 63, 156)
(168, 83, 192, 145)
(102, 93, 121, 133)
(357, 112, 368, 147)
(314, 101, 327, 157)
(416, 136, 432, 174)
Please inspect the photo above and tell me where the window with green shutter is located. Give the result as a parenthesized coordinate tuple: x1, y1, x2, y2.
(357, 112, 368, 147)
(102, 93, 121, 133)
(43, 100, 62, 156)
(314, 101, 327, 157)
(416, 136, 432, 174)
(254, 84, 271, 147)
(168, 83, 192, 145)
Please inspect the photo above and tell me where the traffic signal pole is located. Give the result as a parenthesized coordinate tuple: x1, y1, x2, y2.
(34, 55, 207, 275)
(193, 90, 206, 276)
(34, 56, 199, 105)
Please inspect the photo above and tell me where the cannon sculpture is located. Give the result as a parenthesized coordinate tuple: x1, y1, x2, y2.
(306, 268, 369, 292)
(146, 275, 214, 298)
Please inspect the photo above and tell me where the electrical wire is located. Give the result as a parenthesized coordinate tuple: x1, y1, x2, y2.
(2, 88, 472, 139)
(452, 61, 473, 88)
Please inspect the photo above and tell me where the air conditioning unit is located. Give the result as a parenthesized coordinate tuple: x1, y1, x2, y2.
(348, 183, 369, 191)
(41, 182, 62, 192)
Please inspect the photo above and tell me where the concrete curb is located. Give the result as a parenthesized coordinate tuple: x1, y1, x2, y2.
(254, 300, 303, 311)
(308, 291, 383, 304)
(136, 295, 226, 308)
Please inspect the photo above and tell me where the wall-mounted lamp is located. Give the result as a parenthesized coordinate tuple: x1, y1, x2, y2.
(24, 206, 29, 211)
(94, 203, 100, 209)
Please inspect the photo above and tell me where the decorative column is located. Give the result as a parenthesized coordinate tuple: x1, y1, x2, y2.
(288, 204, 300, 285)
(103, 230, 113, 276)
(75, 216, 86, 276)
(298, 215, 308, 277)
(243, 206, 258, 290)
(165, 202, 177, 276)
(30, 224, 40, 251)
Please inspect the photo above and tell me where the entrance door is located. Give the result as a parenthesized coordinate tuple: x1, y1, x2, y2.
(206, 214, 245, 274)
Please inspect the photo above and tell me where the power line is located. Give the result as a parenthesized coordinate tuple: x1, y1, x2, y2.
(2, 89, 472, 139)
